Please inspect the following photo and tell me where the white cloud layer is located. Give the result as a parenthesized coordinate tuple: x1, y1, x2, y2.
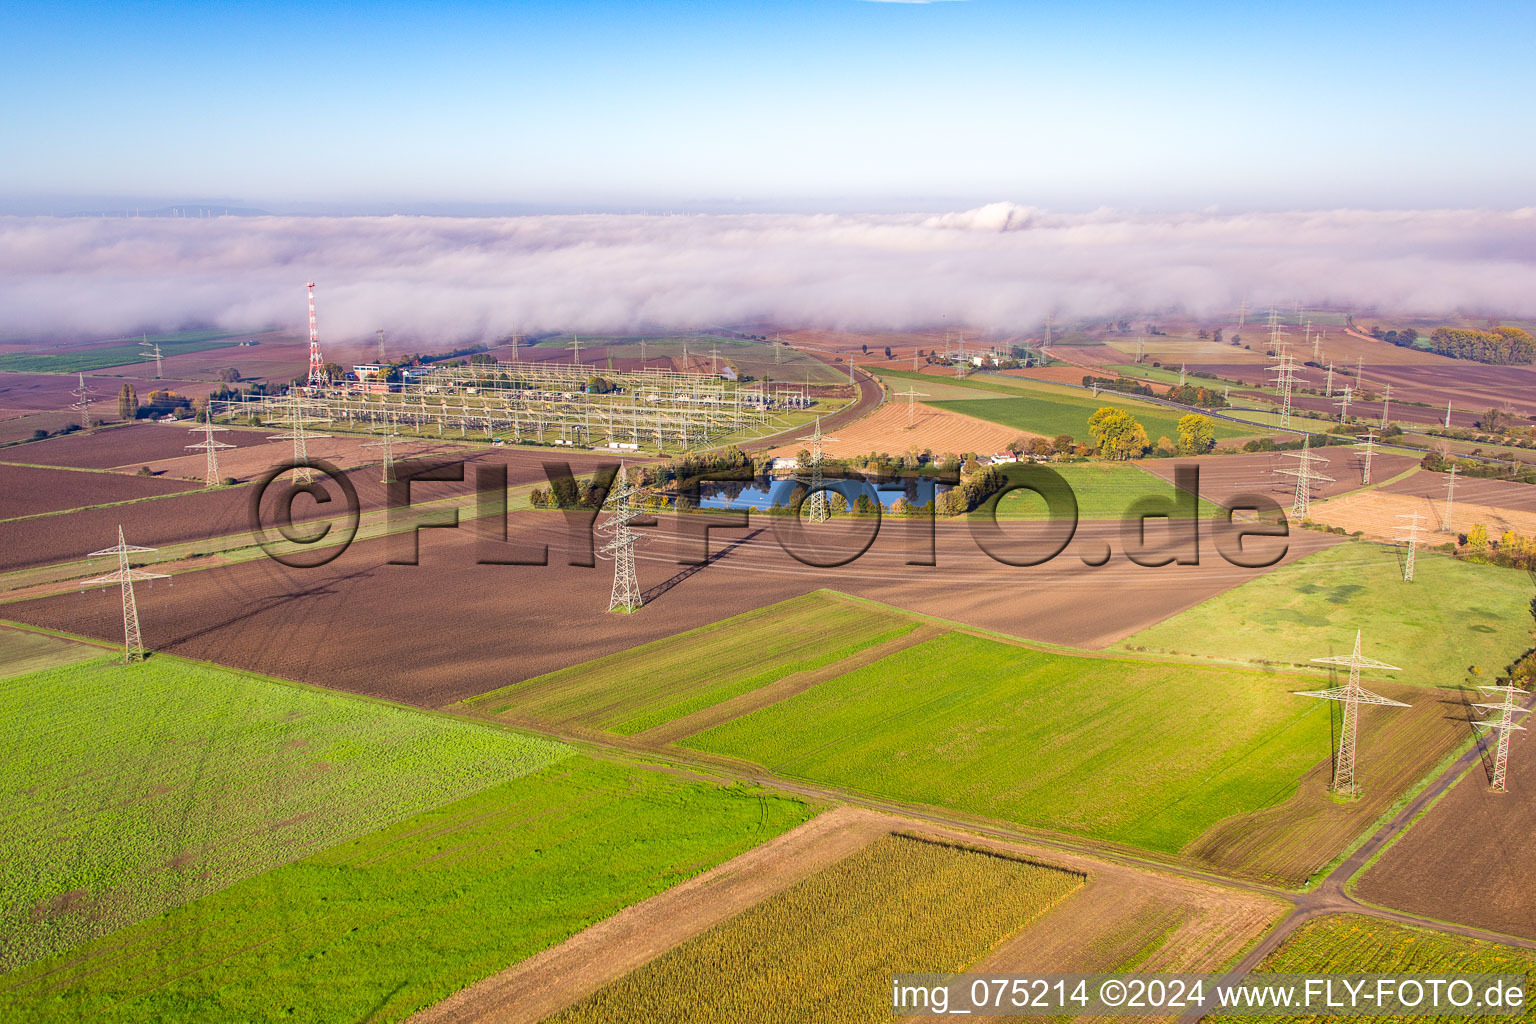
(2, 204, 1534, 346)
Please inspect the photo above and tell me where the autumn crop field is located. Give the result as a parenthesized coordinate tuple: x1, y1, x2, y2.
(1117, 541, 1536, 686)
(0, 655, 568, 972)
(682, 630, 1336, 854)
(546, 833, 1082, 1024)
(0, 757, 812, 1024)
(462, 591, 919, 735)
(1231, 915, 1536, 1024)
(0, 622, 102, 678)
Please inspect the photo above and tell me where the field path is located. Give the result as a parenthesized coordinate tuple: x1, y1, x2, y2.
(406, 805, 890, 1024)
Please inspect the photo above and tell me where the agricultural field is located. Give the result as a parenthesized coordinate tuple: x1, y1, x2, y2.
(0, 654, 569, 971)
(0, 462, 197, 519)
(928, 384, 1249, 449)
(0, 622, 102, 677)
(547, 833, 1082, 1024)
(3, 421, 270, 469)
(683, 630, 1338, 856)
(1117, 541, 1536, 686)
(1135, 448, 1420, 509)
(1232, 915, 1536, 1023)
(0, 757, 812, 1024)
(0, 328, 250, 374)
(984, 460, 1225, 520)
(1308, 486, 1536, 543)
(1357, 729, 1536, 940)
(767, 399, 1023, 461)
(463, 591, 918, 735)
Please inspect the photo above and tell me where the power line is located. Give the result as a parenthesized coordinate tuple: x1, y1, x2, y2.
(1295, 630, 1411, 796)
(362, 415, 400, 484)
(1276, 434, 1333, 519)
(1395, 511, 1425, 582)
(894, 386, 929, 428)
(596, 463, 647, 612)
(71, 373, 96, 429)
(185, 418, 234, 487)
(796, 417, 840, 524)
(1360, 430, 1377, 485)
(1471, 685, 1530, 792)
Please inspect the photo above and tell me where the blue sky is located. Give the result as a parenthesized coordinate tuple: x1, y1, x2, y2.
(2, 0, 1532, 212)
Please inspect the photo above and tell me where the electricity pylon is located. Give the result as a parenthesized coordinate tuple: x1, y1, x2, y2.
(895, 386, 928, 428)
(1237, 296, 1247, 331)
(596, 463, 646, 612)
(362, 416, 400, 484)
(1336, 386, 1353, 423)
(1360, 431, 1377, 485)
(377, 328, 386, 363)
(1325, 362, 1335, 396)
(268, 391, 331, 484)
(1380, 383, 1392, 428)
(1444, 400, 1453, 429)
(570, 335, 582, 367)
(1135, 336, 1145, 363)
(1472, 685, 1530, 791)
(1396, 511, 1424, 582)
(1268, 352, 1302, 428)
(1178, 363, 1187, 386)
(186, 418, 234, 487)
(139, 336, 163, 378)
(72, 373, 95, 429)
(1296, 630, 1411, 795)
(797, 417, 839, 523)
(1444, 462, 1458, 532)
(306, 282, 327, 388)
(1277, 434, 1333, 519)
(85, 526, 169, 663)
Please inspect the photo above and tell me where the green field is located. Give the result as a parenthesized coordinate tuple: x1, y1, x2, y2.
(0, 655, 569, 971)
(683, 630, 1332, 853)
(550, 834, 1082, 1024)
(0, 757, 813, 1024)
(463, 591, 917, 735)
(0, 329, 249, 374)
(929, 385, 1250, 447)
(984, 461, 1224, 520)
(1234, 915, 1535, 1023)
(1117, 541, 1536, 685)
(0, 623, 102, 678)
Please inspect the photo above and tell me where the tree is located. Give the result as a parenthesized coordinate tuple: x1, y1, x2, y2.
(1006, 436, 1030, 456)
(1087, 407, 1149, 460)
(117, 383, 137, 421)
(1052, 433, 1074, 455)
(962, 456, 982, 476)
(215, 367, 241, 383)
(1176, 413, 1216, 454)
(884, 346, 893, 359)
(1467, 523, 1489, 550)
(1026, 436, 1052, 458)
(1483, 407, 1505, 433)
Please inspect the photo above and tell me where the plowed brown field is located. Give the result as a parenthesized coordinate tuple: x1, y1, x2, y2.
(768, 401, 1028, 460)
(0, 464, 197, 520)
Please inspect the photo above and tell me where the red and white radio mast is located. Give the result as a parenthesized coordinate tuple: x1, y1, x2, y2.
(306, 281, 326, 387)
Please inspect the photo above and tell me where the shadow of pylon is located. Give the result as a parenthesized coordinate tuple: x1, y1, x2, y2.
(640, 528, 765, 605)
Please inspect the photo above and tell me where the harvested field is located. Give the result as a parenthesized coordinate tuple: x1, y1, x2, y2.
(1235, 915, 1536, 1023)
(3, 421, 270, 469)
(0, 462, 197, 519)
(1308, 487, 1536, 543)
(684, 630, 1339, 855)
(0, 516, 1337, 706)
(767, 400, 1028, 460)
(1357, 723, 1536, 940)
(138, 434, 475, 483)
(416, 807, 1284, 1024)
(1134, 449, 1420, 509)
(0, 446, 629, 574)
(1380, 469, 1536, 515)
(1183, 680, 1471, 887)
(464, 591, 918, 735)
(0, 756, 809, 1024)
(546, 833, 1081, 1024)
(1118, 542, 1536, 686)
(0, 622, 101, 677)
(0, 654, 568, 973)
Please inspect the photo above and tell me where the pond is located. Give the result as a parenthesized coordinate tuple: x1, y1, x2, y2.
(698, 476, 950, 511)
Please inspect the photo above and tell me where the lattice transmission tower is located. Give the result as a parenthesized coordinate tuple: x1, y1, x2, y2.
(1444, 401, 1453, 429)
(1380, 383, 1392, 428)
(895, 386, 928, 428)
(1325, 362, 1335, 397)
(1472, 685, 1530, 792)
(362, 415, 400, 484)
(186, 418, 234, 487)
(797, 417, 839, 523)
(268, 392, 331, 484)
(1277, 434, 1333, 519)
(85, 526, 169, 663)
(1359, 430, 1377, 485)
(1396, 511, 1424, 582)
(1443, 462, 1458, 532)
(306, 282, 327, 387)
(71, 373, 96, 429)
(1336, 385, 1353, 423)
(596, 463, 646, 612)
(1135, 336, 1145, 363)
(139, 336, 163, 378)
(1295, 630, 1411, 795)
